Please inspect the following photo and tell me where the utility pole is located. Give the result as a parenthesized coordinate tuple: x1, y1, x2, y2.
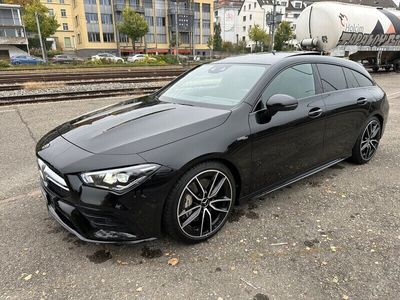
(175, 0, 179, 61)
(111, 0, 121, 57)
(269, 0, 277, 52)
(35, 12, 46, 62)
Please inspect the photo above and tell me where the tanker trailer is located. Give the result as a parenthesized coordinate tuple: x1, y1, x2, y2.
(296, 1, 400, 72)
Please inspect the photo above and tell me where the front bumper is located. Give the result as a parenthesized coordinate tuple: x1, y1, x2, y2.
(41, 182, 158, 244)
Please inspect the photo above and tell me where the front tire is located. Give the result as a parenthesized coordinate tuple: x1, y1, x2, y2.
(163, 161, 236, 243)
(351, 117, 382, 164)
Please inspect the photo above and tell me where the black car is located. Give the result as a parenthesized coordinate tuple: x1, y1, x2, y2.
(36, 52, 389, 244)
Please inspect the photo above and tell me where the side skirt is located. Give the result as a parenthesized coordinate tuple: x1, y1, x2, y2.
(240, 158, 347, 202)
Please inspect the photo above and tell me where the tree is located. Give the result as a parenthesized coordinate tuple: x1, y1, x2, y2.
(274, 21, 293, 51)
(248, 25, 269, 52)
(4, 0, 36, 5)
(222, 41, 234, 53)
(207, 36, 213, 59)
(23, 0, 59, 54)
(213, 23, 222, 51)
(118, 7, 148, 53)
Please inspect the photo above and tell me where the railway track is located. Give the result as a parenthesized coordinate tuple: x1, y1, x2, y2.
(0, 86, 161, 106)
(0, 76, 176, 92)
(0, 68, 186, 84)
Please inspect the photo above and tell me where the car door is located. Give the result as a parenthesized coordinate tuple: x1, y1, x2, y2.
(249, 63, 326, 192)
(316, 64, 374, 161)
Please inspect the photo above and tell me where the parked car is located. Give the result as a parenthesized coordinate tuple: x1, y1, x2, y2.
(127, 54, 157, 63)
(36, 52, 388, 244)
(10, 55, 44, 65)
(91, 53, 124, 63)
(52, 55, 84, 64)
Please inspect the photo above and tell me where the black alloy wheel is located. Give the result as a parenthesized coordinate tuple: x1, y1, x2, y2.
(164, 162, 235, 243)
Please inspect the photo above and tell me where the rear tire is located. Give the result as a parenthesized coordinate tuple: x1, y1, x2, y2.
(350, 117, 381, 164)
(163, 161, 236, 243)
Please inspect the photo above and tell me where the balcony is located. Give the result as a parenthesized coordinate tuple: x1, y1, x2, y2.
(114, 4, 144, 13)
(0, 36, 27, 45)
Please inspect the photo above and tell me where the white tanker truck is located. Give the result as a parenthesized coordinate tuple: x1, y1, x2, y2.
(296, 2, 400, 72)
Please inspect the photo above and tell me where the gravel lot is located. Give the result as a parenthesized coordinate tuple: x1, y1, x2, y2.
(0, 73, 399, 300)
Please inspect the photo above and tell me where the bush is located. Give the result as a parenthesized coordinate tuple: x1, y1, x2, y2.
(0, 60, 10, 68)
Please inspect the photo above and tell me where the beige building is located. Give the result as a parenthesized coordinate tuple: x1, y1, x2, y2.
(42, 0, 214, 57)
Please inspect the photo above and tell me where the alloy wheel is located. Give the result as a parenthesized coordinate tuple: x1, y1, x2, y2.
(360, 119, 381, 161)
(176, 169, 233, 239)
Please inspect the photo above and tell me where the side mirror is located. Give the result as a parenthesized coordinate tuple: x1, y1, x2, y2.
(266, 94, 298, 111)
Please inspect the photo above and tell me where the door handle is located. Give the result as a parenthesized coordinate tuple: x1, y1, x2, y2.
(357, 97, 368, 105)
(308, 107, 323, 118)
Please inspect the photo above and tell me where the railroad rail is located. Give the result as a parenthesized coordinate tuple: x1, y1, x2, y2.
(0, 86, 162, 106)
(0, 68, 187, 84)
(0, 76, 176, 92)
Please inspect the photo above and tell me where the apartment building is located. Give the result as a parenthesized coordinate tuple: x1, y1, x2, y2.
(42, 0, 213, 57)
(0, 3, 28, 59)
(214, 0, 242, 43)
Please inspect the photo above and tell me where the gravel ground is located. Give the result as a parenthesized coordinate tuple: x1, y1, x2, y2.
(0, 73, 399, 300)
(0, 80, 171, 98)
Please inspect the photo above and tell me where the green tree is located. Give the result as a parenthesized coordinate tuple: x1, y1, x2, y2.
(23, 0, 59, 54)
(4, 0, 35, 6)
(222, 41, 234, 53)
(274, 21, 293, 51)
(118, 7, 148, 53)
(248, 25, 269, 52)
(213, 23, 222, 51)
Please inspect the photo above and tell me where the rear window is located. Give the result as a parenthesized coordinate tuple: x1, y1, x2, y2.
(317, 64, 347, 92)
(352, 70, 373, 87)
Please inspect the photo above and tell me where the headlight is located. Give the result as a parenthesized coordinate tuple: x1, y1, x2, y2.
(80, 164, 160, 193)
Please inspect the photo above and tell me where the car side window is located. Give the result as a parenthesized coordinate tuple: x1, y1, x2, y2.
(317, 64, 347, 92)
(258, 64, 315, 110)
(352, 70, 373, 87)
(343, 67, 359, 88)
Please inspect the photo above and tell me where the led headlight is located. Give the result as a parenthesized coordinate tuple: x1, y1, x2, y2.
(80, 164, 160, 193)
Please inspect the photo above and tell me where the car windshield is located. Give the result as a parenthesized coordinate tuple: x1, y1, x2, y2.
(159, 63, 268, 107)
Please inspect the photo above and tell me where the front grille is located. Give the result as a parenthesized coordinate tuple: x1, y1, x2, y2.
(38, 158, 70, 197)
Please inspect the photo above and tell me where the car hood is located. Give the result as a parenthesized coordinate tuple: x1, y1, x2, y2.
(57, 96, 231, 155)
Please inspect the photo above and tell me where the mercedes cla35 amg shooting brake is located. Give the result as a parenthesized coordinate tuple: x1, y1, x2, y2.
(37, 53, 389, 243)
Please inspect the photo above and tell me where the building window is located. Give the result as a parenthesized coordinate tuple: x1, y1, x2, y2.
(61, 9, 66, 17)
(62, 23, 69, 30)
(145, 16, 153, 26)
(48, 9, 54, 16)
(86, 13, 98, 23)
(281, 1, 287, 5)
(294, 2, 301, 8)
(250, 14, 252, 20)
(156, 17, 165, 27)
(243, 26, 246, 32)
(103, 33, 114, 42)
(202, 3, 210, 13)
(144, 0, 152, 8)
(243, 16, 246, 22)
(119, 33, 129, 43)
(47, 0, 52, 3)
(254, 2, 256, 8)
(244, 6, 246, 11)
(100, 0, 111, 4)
(145, 33, 154, 43)
(242, 36, 245, 42)
(64, 37, 72, 48)
(248, 4, 250, 9)
(88, 32, 100, 42)
(157, 34, 166, 43)
(60, 0, 65, 3)
(75, 15, 79, 26)
(77, 33, 81, 44)
(249, 25, 252, 29)
(101, 14, 113, 24)
(84, 0, 97, 4)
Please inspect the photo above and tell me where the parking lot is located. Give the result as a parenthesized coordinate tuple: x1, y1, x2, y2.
(0, 73, 399, 299)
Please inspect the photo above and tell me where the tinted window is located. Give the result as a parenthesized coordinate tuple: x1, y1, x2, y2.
(352, 70, 373, 87)
(317, 64, 347, 92)
(343, 67, 359, 88)
(160, 64, 267, 107)
(260, 64, 315, 108)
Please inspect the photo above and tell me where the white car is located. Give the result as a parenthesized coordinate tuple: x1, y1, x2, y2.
(91, 53, 124, 63)
(127, 54, 157, 63)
